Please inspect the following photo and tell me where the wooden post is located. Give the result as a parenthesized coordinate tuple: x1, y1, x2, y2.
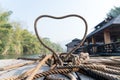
(104, 29, 111, 44)
(92, 37, 96, 54)
(92, 37, 96, 44)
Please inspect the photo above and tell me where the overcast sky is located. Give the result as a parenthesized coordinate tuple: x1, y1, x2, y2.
(0, 0, 120, 47)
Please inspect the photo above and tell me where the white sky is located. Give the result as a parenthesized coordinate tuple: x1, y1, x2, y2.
(0, 0, 120, 47)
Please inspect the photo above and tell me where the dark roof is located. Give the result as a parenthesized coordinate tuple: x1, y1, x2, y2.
(72, 38, 81, 42)
(66, 38, 81, 47)
(87, 15, 120, 38)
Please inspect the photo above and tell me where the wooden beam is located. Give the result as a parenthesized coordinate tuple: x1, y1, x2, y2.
(92, 37, 97, 54)
(104, 29, 111, 44)
(92, 37, 96, 44)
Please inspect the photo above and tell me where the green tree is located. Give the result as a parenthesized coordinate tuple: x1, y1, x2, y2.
(0, 10, 13, 55)
(107, 6, 120, 18)
(21, 30, 41, 54)
(9, 22, 23, 54)
(39, 38, 63, 54)
(0, 8, 63, 55)
(107, 6, 120, 42)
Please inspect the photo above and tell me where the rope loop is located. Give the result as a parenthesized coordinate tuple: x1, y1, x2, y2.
(34, 14, 88, 64)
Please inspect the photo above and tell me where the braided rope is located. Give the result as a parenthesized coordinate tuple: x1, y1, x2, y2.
(26, 54, 52, 80)
(57, 64, 106, 70)
(100, 68, 120, 75)
(106, 65, 120, 71)
(43, 76, 64, 80)
(34, 14, 88, 65)
(33, 68, 79, 80)
(100, 61, 120, 65)
(109, 57, 120, 62)
(1, 76, 18, 80)
(81, 68, 120, 80)
(101, 62, 120, 67)
(2, 62, 120, 80)
(57, 64, 120, 79)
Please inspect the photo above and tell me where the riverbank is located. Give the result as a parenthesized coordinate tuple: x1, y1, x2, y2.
(0, 54, 42, 59)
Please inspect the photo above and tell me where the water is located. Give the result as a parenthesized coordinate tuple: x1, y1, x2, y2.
(0, 54, 41, 59)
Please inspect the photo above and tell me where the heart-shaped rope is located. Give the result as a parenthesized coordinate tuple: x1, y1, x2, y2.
(34, 14, 88, 65)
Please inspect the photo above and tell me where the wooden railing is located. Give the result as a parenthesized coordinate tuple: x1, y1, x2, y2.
(73, 42, 120, 54)
(97, 42, 120, 53)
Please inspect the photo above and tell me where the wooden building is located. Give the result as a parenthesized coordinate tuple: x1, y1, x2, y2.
(66, 15, 120, 55)
(66, 38, 81, 52)
(86, 15, 120, 45)
(85, 15, 120, 54)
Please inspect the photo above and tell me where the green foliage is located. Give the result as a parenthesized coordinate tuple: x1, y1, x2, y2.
(0, 9, 63, 55)
(107, 6, 120, 18)
(40, 38, 63, 54)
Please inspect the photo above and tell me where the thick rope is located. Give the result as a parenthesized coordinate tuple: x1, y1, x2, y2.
(65, 15, 88, 59)
(57, 64, 106, 70)
(106, 65, 120, 71)
(34, 14, 88, 65)
(2, 60, 120, 80)
(81, 68, 120, 80)
(26, 54, 52, 80)
(33, 68, 79, 80)
(43, 76, 63, 80)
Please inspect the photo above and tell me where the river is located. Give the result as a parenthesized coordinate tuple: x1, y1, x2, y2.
(0, 54, 41, 59)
